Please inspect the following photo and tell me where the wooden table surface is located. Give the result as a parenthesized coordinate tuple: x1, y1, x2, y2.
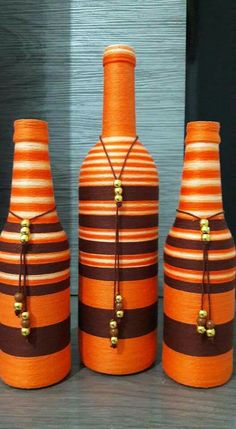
(0, 297, 235, 429)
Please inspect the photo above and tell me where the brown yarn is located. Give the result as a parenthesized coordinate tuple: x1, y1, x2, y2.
(99, 135, 138, 346)
(176, 209, 224, 331)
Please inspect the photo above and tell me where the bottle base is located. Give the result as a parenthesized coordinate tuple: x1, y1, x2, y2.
(162, 342, 233, 388)
(79, 330, 157, 375)
(0, 344, 71, 389)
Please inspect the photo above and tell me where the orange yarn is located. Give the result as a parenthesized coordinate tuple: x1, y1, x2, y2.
(0, 119, 71, 389)
(80, 331, 157, 375)
(0, 345, 71, 389)
(163, 344, 233, 388)
(102, 45, 136, 137)
(79, 45, 159, 374)
(163, 121, 235, 388)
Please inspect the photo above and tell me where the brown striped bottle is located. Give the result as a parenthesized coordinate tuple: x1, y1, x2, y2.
(0, 119, 71, 389)
(163, 121, 235, 387)
(78, 45, 159, 374)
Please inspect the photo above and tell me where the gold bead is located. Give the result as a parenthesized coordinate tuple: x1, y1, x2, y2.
(21, 219, 30, 227)
(115, 294, 122, 303)
(199, 309, 208, 318)
(114, 179, 122, 187)
(110, 336, 118, 345)
(116, 310, 124, 318)
(197, 325, 206, 334)
(201, 225, 210, 234)
(114, 187, 123, 195)
(200, 219, 209, 227)
(14, 302, 23, 311)
(109, 319, 117, 329)
(20, 226, 30, 235)
(21, 327, 31, 337)
(206, 328, 216, 337)
(114, 194, 123, 203)
(20, 234, 30, 243)
(22, 311, 29, 320)
(202, 233, 210, 242)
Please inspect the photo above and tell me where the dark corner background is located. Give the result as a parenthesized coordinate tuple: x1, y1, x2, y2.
(186, 0, 236, 240)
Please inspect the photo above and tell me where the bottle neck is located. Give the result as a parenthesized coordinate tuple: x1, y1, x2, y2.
(102, 60, 136, 138)
(178, 141, 223, 218)
(9, 140, 57, 221)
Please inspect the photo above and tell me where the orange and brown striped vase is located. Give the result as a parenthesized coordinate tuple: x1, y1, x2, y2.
(79, 45, 159, 374)
(163, 121, 236, 388)
(0, 119, 71, 389)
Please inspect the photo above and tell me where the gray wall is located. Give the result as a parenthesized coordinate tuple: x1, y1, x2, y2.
(0, 0, 186, 295)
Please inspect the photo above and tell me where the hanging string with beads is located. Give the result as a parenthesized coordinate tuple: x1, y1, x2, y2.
(9, 206, 56, 338)
(100, 135, 139, 347)
(176, 209, 224, 339)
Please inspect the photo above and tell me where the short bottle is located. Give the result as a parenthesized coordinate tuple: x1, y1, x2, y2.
(163, 121, 236, 388)
(0, 119, 71, 389)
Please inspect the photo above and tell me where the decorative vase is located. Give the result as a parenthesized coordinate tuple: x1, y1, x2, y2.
(0, 119, 71, 389)
(79, 45, 159, 374)
(163, 121, 235, 388)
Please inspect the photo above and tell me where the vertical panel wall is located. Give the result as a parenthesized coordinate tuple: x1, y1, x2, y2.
(0, 0, 186, 294)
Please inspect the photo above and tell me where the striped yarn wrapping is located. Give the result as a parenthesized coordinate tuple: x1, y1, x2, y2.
(79, 135, 159, 374)
(0, 119, 71, 389)
(163, 122, 236, 388)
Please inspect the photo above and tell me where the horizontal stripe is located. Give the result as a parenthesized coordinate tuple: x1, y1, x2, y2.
(0, 259, 70, 275)
(166, 235, 234, 250)
(164, 274, 235, 294)
(79, 263, 158, 281)
(80, 253, 157, 269)
(1, 230, 66, 243)
(79, 186, 158, 201)
(0, 268, 70, 285)
(79, 302, 157, 338)
(165, 244, 236, 261)
(79, 275, 157, 309)
(79, 238, 157, 255)
(79, 214, 158, 229)
(0, 278, 70, 296)
(164, 263, 235, 283)
(3, 222, 63, 233)
(174, 218, 226, 231)
(79, 227, 158, 243)
(0, 240, 69, 254)
(164, 253, 236, 271)
(0, 317, 70, 357)
(164, 315, 233, 357)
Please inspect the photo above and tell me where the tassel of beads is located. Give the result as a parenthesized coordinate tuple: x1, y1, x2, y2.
(114, 179, 123, 204)
(110, 294, 124, 347)
(13, 218, 31, 337)
(196, 218, 216, 338)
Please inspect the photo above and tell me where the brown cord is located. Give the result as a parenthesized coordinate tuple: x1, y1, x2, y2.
(99, 135, 139, 346)
(176, 209, 224, 336)
(9, 206, 56, 336)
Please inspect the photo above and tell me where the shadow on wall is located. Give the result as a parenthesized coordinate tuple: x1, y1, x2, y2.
(0, 1, 71, 238)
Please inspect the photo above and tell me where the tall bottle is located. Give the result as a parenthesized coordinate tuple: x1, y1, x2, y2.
(0, 119, 71, 389)
(79, 45, 159, 374)
(163, 121, 235, 387)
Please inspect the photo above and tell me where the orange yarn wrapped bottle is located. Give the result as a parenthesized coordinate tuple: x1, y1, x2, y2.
(79, 45, 159, 374)
(163, 121, 236, 388)
(0, 119, 71, 389)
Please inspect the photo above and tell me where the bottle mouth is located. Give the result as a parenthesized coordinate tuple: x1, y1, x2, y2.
(13, 119, 49, 144)
(185, 121, 221, 144)
(103, 44, 136, 66)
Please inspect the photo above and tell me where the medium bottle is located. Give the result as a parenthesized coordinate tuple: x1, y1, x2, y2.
(0, 119, 71, 389)
(79, 45, 159, 374)
(163, 121, 235, 387)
